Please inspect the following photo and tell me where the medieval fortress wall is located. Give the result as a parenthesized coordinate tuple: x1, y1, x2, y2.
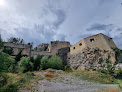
(4, 42, 32, 56)
(70, 33, 117, 55)
(47, 41, 71, 54)
(31, 41, 71, 57)
(3, 33, 120, 69)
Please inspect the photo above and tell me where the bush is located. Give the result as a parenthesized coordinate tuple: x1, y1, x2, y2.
(15, 50, 22, 62)
(48, 54, 63, 70)
(0, 82, 19, 92)
(0, 73, 7, 88)
(0, 52, 12, 72)
(0, 39, 4, 51)
(3, 47, 13, 55)
(40, 56, 48, 70)
(18, 57, 32, 73)
(8, 57, 17, 73)
(33, 55, 41, 71)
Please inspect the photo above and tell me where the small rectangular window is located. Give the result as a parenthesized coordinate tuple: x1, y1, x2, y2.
(90, 39, 95, 42)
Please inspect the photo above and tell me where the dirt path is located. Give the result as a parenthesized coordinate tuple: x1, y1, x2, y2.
(30, 72, 119, 92)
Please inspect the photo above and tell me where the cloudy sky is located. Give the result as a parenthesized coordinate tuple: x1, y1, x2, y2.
(0, 0, 122, 48)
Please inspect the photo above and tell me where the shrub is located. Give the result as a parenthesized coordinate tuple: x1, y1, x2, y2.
(0, 39, 4, 51)
(33, 55, 41, 71)
(40, 56, 48, 70)
(8, 57, 17, 73)
(0, 52, 12, 72)
(0, 73, 7, 88)
(15, 50, 22, 62)
(3, 47, 13, 55)
(18, 57, 32, 73)
(40, 55, 63, 70)
(48, 54, 63, 70)
(0, 82, 19, 92)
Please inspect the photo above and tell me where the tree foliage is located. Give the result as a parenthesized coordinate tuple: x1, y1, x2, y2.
(15, 50, 22, 62)
(40, 54, 63, 70)
(18, 57, 32, 73)
(33, 55, 41, 71)
(40, 56, 48, 70)
(3, 47, 13, 55)
(0, 52, 12, 72)
(0, 38, 4, 50)
(48, 54, 63, 70)
(8, 37, 24, 44)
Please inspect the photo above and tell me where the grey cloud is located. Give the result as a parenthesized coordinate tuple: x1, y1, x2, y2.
(52, 9, 66, 29)
(85, 23, 122, 49)
(14, 25, 55, 46)
(87, 23, 114, 31)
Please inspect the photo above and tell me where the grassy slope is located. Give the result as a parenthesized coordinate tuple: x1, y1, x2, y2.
(0, 70, 121, 92)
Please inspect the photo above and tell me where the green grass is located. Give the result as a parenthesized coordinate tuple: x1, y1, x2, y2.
(72, 70, 116, 84)
(0, 72, 44, 92)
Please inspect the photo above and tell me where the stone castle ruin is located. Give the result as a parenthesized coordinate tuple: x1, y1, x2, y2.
(31, 41, 71, 58)
(70, 33, 117, 55)
(2, 33, 122, 70)
(4, 42, 32, 56)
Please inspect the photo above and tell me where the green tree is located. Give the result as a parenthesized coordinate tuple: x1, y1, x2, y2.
(8, 37, 24, 44)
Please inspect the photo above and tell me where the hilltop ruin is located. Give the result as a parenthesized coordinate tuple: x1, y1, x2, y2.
(2, 33, 122, 70)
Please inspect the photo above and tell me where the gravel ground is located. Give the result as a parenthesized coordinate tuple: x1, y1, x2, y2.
(31, 73, 119, 92)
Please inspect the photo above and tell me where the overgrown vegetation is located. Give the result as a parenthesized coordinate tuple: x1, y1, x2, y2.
(40, 54, 63, 70)
(3, 47, 13, 55)
(8, 37, 24, 44)
(0, 72, 43, 92)
(0, 38, 64, 91)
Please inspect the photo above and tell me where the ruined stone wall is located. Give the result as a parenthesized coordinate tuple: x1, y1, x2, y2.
(4, 42, 32, 56)
(68, 47, 116, 70)
(56, 47, 70, 65)
(70, 33, 117, 55)
(70, 39, 86, 55)
(37, 43, 49, 51)
(48, 41, 71, 54)
(31, 51, 53, 58)
(84, 33, 110, 50)
(102, 34, 117, 49)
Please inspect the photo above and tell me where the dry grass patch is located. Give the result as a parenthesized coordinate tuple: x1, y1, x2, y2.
(96, 88, 120, 92)
(44, 73, 58, 78)
(44, 72, 58, 81)
(71, 70, 116, 84)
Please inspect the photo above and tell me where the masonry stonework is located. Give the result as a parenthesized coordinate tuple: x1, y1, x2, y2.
(2, 33, 120, 69)
(4, 42, 32, 56)
(70, 33, 117, 55)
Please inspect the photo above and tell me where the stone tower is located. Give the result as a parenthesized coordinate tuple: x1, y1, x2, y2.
(70, 33, 117, 55)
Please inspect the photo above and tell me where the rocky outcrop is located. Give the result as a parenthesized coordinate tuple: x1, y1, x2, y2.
(67, 47, 117, 70)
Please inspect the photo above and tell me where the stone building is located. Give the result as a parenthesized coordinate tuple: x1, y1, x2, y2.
(47, 41, 71, 54)
(31, 41, 71, 57)
(4, 42, 32, 56)
(70, 33, 117, 55)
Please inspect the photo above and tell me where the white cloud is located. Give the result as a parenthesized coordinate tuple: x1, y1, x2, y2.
(0, 0, 122, 49)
